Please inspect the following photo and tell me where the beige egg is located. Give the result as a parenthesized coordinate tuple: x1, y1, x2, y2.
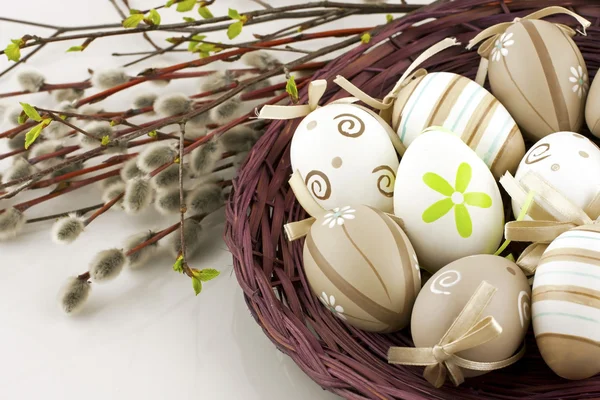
(411, 255, 530, 377)
(304, 204, 421, 332)
(585, 69, 600, 138)
(391, 71, 525, 178)
(532, 225, 600, 380)
(486, 19, 588, 141)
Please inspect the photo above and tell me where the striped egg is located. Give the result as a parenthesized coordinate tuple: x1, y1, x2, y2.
(392, 71, 525, 178)
(486, 19, 588, 141)
(303, 204, 421, 332)
(585, 71, 600, 138)
(532, 225, 600, 380)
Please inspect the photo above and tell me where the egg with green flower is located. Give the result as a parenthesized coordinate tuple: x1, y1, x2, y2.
(393, 128, 504, 273)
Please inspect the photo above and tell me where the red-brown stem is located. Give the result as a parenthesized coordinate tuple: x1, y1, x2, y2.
(125, 221, 181, 256)
(0, 122, 35, 139)
(26, 204, 104, 224)
(29, 146, 79, 165)
(0, 148, 27, 161)
(84, 192, 124, 226)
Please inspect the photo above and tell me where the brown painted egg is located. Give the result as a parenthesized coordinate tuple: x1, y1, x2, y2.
(486, 19, 588, 141)
(585, 70, 600, 138)
(391, 71, 525, 178)
(411, 255, 530, 377)
(303, 204, 421, 332)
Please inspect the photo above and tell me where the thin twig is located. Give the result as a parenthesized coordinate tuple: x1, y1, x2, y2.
(178, 121, 188, 273)
(84, 192, 124, 225)
(0, 31, 61, 79)
(26, 204, 103, 224)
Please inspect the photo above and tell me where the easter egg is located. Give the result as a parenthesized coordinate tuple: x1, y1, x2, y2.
(393, 129, 504, 272)
(512, 131, 600, 219)
(486, 19, 588, 140)
(291, 103, 399, 213)
(412, 255, 531, 377)
(392, 71, 525, 178)
(303, 204, 421, 332)
(585, 70, 600, 138)
(532, 225, 600, 380)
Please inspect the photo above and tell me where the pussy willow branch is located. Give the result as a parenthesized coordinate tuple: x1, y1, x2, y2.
(25, 204, 104, 224)
(178, 122, 189, 273)
(84, 193, 124, 226)
(0, 31, 61, 79)
(109, 0, 162, 51)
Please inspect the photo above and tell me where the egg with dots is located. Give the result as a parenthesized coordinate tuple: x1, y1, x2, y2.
(290, 103, 399, 213)
(411, 255, 531, 378)
(469, 9, 590, 141)
(532, 225, 600, 380)
(303, 204, 421, 333)
(391, 71, 524, 178)
(585, 70, 600, 138)
(393, 129, 504, 273)
(512, 131, 600, 220)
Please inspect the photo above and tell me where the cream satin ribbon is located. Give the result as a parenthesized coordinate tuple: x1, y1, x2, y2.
(500, 171, 600, 275)
(388, 281, 525, 388)
(257, 79, 327, 120)
(466, 6, 591, 86)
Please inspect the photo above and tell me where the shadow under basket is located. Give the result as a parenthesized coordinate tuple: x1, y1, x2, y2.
(225, 1, 600, 399)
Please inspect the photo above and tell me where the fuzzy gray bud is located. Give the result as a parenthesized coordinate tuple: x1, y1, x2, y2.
(169, 219, 204, 258)
(188, 110, 212, 128)
(91, 68, 130, 90)
(151, 163, 189, 190)
(241, 51, 280, 70)
(220, 125, 259, 153)
(0, 207, 26, 240)
(5, 106, 21, 126)
(44, 121, 71, 140)
(133, 92, 158, 109)
(188, 184, 224, 216)
(52, 214, 85, 244)
(53, 161, 83, 178)
(209, 97, 241, 125)
(191, 138, 223, 175)
(154, 93, 191, 117)
(121, 157, 144, 181)
(58, 276, 91, 314)
(124, 231, 158, 269)
(17, 70, 46, 92)
(29, 140, 63, 159)
(3, 157, 37, 183)
(99, 175, 123, 190)
(123, 177, 153, 214)
(79, 105, 104, 115)
(102, 181, 126, 208)
(137, 143, 177, 173)
(89, 248, 126, 282)
(7, 131, 26, 150)
(79, 121, 113, 149)
(54, 88, 85, 103)
(155, 187, 184, 215)
(243, 77, 272, 94)
(200, 71, 234, 92)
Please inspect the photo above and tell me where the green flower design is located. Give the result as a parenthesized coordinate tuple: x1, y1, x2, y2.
(421, 162, 492, 238)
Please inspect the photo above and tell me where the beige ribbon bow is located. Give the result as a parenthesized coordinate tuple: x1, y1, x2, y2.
(388, 281, 525, 388)
(500, 171, 600, 275)
(466, 6, 591, 86)
(257, 79, 327, 120)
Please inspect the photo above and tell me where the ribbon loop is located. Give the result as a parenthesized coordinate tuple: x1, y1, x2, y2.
(388, 281, 524, 388)
(258, 79, 327, 120)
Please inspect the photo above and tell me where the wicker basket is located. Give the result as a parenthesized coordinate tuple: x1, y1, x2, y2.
(225, 1, 600, 399)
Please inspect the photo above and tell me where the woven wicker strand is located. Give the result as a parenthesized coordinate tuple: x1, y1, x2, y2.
(225, 1, 600, 399)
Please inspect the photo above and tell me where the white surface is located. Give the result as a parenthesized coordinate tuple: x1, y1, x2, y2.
(0, 1, 430, 400)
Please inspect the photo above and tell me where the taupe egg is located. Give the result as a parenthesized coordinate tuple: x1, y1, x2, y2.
(303, 204, 421, 332)
(585, 70, 600, 138)
(411, 255, 530, 377)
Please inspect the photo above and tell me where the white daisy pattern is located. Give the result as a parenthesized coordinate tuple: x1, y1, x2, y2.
(320, 292, 347, 320)
(491, 32, 514, 62)
(322, 206, 356, 228)
(569, 65, 589, 98)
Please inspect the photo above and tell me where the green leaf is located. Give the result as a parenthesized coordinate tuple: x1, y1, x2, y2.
(361, 33, 371, 44)
(192, 276, 202, 295)
(227, 21, 243, 40)
(423, 172, 454, 196)
(173, 255, 184, 273)
(165, 0, 176, 7)
(19, 102, 42, 122)
(285, 75, 299, 103)
(148, 130, 158, 138)
(123, 14, 145, 28)
(148, 9, 161, 25)
(199, 51, 210, 58)
(454, 204, 472, 238)
(197, 268, 220, 282)
(228, 8, 242, 20)
(129, 9, 143, 15)
(386, 14, 393, 23)
(24, 119, 50, 149)
(183, 17, 195, 23)
(198, 6, 213, 19)
(17, 111, 28, 124)
(176, 0, 196, 12)
(191, 35, 206, 41)
(464, 192, 492, 208)
(422, 198, 454, 223)
(5, 42, 21, 62)
(66, 46, 84, 52)
(188, 41, 199, 51)
(101, 135, 111, 146)
(455, 162, 472, 193)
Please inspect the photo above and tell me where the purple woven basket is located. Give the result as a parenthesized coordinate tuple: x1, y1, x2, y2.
(225, 1, 600, 398)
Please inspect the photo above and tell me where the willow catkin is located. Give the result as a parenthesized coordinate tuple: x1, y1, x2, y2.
(137, 143, 177, 173)
(29, 140, 63, 159)
(241, 51, 280, 70)
(91, 68, 129, 90)
(2, 157, 37, 183)
(155, 187, 185, 215)
(123, 230, 158, 269)
(79, 121, 114, 149)
(209, 96, 241, 125)
(123, 178, 153, 214)
(0, 207, 26, 241)
(7, 131, 26, 150)
(17, 69, 45, 92)
(188, 184, 224, 215)
(53, 88, 85, 103)
(133, 92, 158, 109)
(200, 70, 234, 92)
(154, 93, 192, 117)
(89, 249, 126, 282)
(191, 138, 223, 176)
(220, 125, 259, 153)
(58, 276, 91, 314)
(169, 219, 204, 258)
(51, 214, 85, 244)
(102, 181, 126, 208)
(151, 163, 190, 190)
(121, 158, 144, 181)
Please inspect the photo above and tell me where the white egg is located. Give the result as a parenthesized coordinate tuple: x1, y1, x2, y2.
(513, 131, 600, 219)
(393, 129, 504, 272)
(290, 103, 399, 213)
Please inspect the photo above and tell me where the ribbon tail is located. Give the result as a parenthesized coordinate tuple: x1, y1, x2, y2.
(423, 364, 448, 388)
(307, 80, 327, 111)
(466, 22, 513, 50)
(505, 220, 576, 243)
(284, 218, 315, 241)
(288, 170, 326, 218)
(333, 76, 389, 110)
(517, 243, 548, 276)
(444, 361, 465, 387)
(257, 104, 313, 120)
(475, 57, 489, 86)
(523, 6, 591, 35)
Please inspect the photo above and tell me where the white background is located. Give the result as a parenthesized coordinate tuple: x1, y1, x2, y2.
(0, 1, 429, 399)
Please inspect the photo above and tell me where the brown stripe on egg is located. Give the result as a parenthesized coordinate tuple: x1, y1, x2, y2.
(305, 233, 402, 325)
(369, 207, 419, 307)
(559, 25, 587, 131)
(533, 285, 600, 309)
(536, 333, 600, 380)
(465, 97, 499, 149)
(490, 124, 519, 173)
(392, 74, 427, 132)
(424, 74, 463, 128)
(540, 248, 600, 267)
(522, 20, 571, 131)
